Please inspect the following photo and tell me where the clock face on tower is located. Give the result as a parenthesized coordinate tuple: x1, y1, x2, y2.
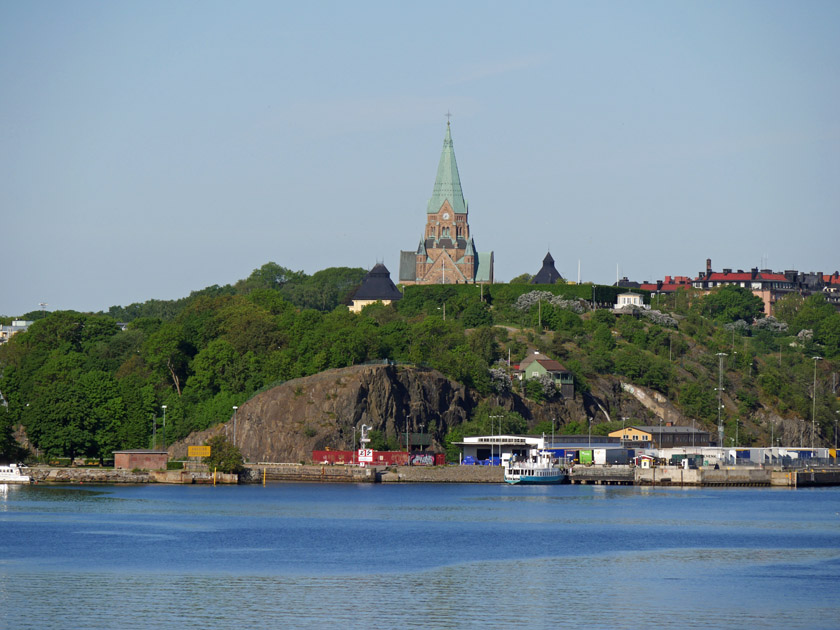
(442, 212, 450, 220)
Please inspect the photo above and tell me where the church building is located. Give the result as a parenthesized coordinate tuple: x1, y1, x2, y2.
(399, 123, 494, 285)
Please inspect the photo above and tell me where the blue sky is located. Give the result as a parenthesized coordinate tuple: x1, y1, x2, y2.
(2, 1, 838, 316)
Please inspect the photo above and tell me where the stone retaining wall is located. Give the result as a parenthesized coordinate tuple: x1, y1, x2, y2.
(28, 467, 239, 484)
(379, 465, 503, 483)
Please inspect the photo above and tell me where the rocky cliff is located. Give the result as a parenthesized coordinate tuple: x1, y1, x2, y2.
(169, 364, 476, 463)
(170, 363, 679, 463)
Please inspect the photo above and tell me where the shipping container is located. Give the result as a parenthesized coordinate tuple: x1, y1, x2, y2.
(312, 450, 425, 466)
(579, 450, 593, 465)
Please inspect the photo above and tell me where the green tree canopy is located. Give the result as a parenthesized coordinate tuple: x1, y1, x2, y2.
(697, 285, 764, 323)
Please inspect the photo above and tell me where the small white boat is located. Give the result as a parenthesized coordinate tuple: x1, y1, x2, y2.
(0, 463, 32, 483)
(503, 450, 566, 485)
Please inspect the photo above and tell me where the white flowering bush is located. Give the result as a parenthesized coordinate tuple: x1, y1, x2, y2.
(724, 319, 751, 332)
(642, 309, 678, 328)
(536, 374, 558, 398)
(616, 304, 678, 328)
(514, 291, 586, 313)
(489, 367, 512, 394)
(753, 316, 789, 333)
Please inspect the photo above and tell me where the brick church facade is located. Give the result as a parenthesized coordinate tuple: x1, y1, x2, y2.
(399, 123, 494, 285)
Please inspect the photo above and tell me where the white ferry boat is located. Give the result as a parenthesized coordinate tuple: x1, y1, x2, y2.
(503, 451, 566, 485)
(0, 463, 32, 483)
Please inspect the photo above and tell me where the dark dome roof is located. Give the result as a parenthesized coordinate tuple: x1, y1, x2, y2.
(353, 264, 403, 301)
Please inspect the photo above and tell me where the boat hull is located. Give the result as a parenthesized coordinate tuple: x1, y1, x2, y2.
(505, 473, 566, 485)
(0, 464, 32, 484)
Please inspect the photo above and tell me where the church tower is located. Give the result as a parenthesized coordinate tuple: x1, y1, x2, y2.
(399, 122, 493, 285)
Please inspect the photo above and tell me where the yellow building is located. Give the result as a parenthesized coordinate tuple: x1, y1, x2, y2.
(609, 424, 711, 448)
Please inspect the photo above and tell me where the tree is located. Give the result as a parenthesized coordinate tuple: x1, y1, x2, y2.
(203, 434, 244, 474)
(461, 301, 492, 328)
(697, 285, 764, 323)
(0, 407, 22, 461)
(508, 273, 532, 284)
(143, 323, 192, 396)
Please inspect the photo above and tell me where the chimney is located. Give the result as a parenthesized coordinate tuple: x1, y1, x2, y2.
(706, 258, 712, 274)
(751, 268, 758, 279)
(665, 275, 672, 284)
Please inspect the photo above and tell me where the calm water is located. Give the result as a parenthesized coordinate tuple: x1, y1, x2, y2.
(1, 482, 839, 630)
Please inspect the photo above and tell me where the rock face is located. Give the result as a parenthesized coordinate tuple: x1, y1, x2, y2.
(169, 364, 476, 463)
(169, 364, 699, 464)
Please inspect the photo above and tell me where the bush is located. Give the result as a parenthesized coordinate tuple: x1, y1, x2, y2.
(203, 434, 245, 474)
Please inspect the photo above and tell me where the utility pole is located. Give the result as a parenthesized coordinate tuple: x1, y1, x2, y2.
(716, 352, 727, 449)
(812, 356, 822, 449)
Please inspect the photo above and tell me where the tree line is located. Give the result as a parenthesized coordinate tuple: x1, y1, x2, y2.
(1, 264, 839, 461)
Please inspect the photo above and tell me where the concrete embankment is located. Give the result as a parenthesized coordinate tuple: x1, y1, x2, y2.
(29, 467, 239, 484)
(378, 465, 502, 483)
(23, 464, 840, 486)
(240, 464, 503, 483)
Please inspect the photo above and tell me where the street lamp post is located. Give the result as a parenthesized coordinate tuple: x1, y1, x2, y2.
(835, 411, 839, 450)
(834, 410, 839, 450)
(489, 415, 502, 465)
(716, 352, 727, 449)
(588, 417, 592, 448)
(232, 406, 238, 447)
(811, 357, 821, 450)
(659, 417, 663, 450)
(161, 405, 167, 449)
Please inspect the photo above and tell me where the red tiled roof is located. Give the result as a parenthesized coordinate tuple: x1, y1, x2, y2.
(640, 283, 685, 292)
(702, 272, 789, 283)
(535, 358, 567, 372)
(706, 273, 752, 281)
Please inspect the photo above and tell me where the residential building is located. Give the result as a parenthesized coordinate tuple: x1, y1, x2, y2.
(615, 292, 644, 309)
(0, 320, 34, 344)
(692, 258, 795, 315)
(516, 351, 574, 398)
(399, 122, 494, 285)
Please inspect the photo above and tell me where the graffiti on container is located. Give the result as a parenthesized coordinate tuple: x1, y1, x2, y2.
(410, 453, 435, 466)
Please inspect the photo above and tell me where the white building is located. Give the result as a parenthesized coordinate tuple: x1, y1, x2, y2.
(614, 292, 645, 309)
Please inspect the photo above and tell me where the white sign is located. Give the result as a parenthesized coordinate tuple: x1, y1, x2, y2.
(358, 448, 373, 463)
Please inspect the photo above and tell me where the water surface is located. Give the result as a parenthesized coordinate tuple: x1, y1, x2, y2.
(1, 483, 838, 629)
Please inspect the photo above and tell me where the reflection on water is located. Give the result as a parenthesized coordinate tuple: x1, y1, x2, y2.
(1, 483, 839, 630)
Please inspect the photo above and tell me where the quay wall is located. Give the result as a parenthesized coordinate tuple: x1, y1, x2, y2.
(29, 467, 239, 484)
(22, 464, 840, 487)
(241, 464, 378, 483)
(379, 465, 502, 483)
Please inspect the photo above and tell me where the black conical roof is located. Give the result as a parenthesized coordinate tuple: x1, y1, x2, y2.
(531, 252, 563, 284)
(353, 264, 403, 301)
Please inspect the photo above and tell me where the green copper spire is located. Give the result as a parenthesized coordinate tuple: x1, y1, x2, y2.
(426, 122, 467, 215)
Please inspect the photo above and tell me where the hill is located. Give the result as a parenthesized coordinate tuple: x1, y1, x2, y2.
(1, 263, 838, 462)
